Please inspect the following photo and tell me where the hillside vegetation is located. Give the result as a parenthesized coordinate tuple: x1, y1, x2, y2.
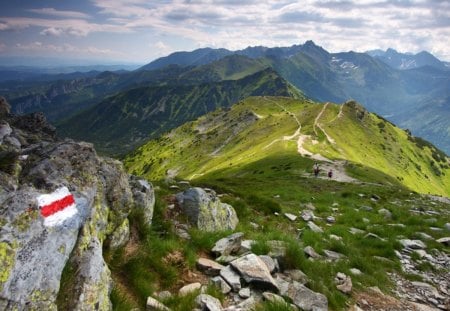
(125, 96, 450, 197)
(59, 70, 303, 155)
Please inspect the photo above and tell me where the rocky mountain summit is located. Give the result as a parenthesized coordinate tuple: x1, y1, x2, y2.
(0, 97, 155, 310)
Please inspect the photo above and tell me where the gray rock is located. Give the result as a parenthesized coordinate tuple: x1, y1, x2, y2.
(210, 276, 232, 294)
(360, 205, 373, 212)
(216, 255, 239, 264)
(197, 258, 225, 276)
(364, 232, 386, 241)
(220, 265, 241, 292)
(399, 239, 427, 249)
(284, 269, 309, 285)
(307, 221, 323, 233)
(179, 282, 202, 296)
(235, 296, 256, 310)
(285, 213, 297, 221)
(304, 203, 316, 210)
(230, 254, 279, 292)
(239, 239, 255, 254)
(326, 216, 336, 223)
(301, 210, 315, 221)
(417, 232, 433, 240)
(286, 281, 328, 311)
(323, 249, 345, 261)
(378, 208, 392, 219)
(444, 223, 450, 231)
(349, 227, 365, 235)
(212, 232, 244, 256)
(176, 187, 239, 232)
(350, 268, 362, 275)
(258, 255, 278, 273)
(155, 291, 172, 300)
(130, 176, 155, 227)
(436, 237, 450, 246)
(304, 246, 322, 259)
(239, 287, 251, 299)
(329, 234, 343, 241)
(195, 294, 222, 311)
(335, 273, 352, 294)
(146, 296, 171, 311)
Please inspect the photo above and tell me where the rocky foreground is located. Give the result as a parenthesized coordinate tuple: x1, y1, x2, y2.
(0, 97, 154, 310)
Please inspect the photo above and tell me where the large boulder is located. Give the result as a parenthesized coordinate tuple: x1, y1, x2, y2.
(0, 103, 154, 310)
(176, 187, 238, 232)
(286, 281, 328, 311)
(130, 175, 155, 227)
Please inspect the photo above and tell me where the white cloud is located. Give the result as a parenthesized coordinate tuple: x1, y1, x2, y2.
(40, 27, 64, 36)
(28, 8, 91, 19)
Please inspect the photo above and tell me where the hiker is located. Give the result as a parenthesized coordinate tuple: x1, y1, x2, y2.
(328, 169, 333, 179)
(313, 163, 320, 177)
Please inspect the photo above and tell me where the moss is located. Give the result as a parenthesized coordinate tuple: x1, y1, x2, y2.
(0, 241, 16, 290)
(12, 210, 38, 233)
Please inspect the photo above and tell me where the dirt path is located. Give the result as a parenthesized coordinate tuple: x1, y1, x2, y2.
(314, 103, 336, 144)
(309, 160, 359, 183)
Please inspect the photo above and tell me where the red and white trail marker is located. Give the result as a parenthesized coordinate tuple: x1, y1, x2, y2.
(37, 186, 78, 227)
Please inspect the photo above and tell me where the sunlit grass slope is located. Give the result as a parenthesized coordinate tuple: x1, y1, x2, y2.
(125, 96, 450, 196)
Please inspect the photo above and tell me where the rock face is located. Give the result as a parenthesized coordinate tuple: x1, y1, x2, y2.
(0, 100, 155, 310)
(176, 187, 238, 231)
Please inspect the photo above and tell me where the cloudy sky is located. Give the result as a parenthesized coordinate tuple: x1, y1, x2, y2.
(0, 0, 449, 65)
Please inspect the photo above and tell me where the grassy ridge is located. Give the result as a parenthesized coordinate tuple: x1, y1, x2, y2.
(125, 96, 450, 196)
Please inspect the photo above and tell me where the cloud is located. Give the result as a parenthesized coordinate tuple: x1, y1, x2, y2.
(40, 27, 64, 36)
(15, 41, 121, 57)
(28, 8, 91, 19)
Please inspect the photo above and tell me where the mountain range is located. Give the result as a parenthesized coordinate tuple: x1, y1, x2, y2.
(1, 41, 449, 155)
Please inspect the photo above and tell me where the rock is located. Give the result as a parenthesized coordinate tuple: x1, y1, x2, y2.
(220, 265, 241, 292)
(230, 254, 279, 292)
(285, 213, 297, 221)
(239, 287, 251, 299)
(258, 255, 278, 273)
(197, 258, 225, 276)
(176, 187, 238, 232)
(371, 194, 381, 201)
(284, 269, 309, 285)
(414, 249, 428, 258)
(364, 232, 386, 241)
(286, 281, 328, 311)
(349, 227, 365, 235)
(212, 232, 244, 256)
(399, 239, 427, 249)
(0, 108, 143, 311)
(179, 282, 202, 296)
(211, 276, 231, 294)
(329, 234, 342, 241)
(239, 239, 255, 254)
(350, 268, 362, 275)
(378, 208, 392, 219)
(436, 237, 450, 246)
(146, 296, 171, 311)
(335, 273, 352, 294)
(195, 294, 222, 311)
(326, 216, 336, 224)
(235, 296, 257, 310)
(307, 221, 323, 233)
(0, 96, 11, 117)
(108, 218, 130, 250)
(301, 210, 315, 221)
(444, 223, 450, 231)
(323, 249, 345, 261)
(130, 176, 155, 227)
(155, 291, 172, 300)
(304, 246, 322, 259)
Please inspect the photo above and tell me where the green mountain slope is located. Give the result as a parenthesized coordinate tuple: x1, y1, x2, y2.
(58, 69, 303, 155)
(125, 96, 450, 196)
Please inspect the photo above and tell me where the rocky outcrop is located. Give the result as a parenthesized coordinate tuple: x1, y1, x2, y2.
(0, 98, 155, 310)
(176, 187, 238, 231)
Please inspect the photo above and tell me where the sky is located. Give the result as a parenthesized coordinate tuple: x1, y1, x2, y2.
(0, 0, 449, 66)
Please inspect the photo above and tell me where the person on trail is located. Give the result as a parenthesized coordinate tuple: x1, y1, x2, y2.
(313, 163, 320, 177)
(328, 169, 333, 179)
